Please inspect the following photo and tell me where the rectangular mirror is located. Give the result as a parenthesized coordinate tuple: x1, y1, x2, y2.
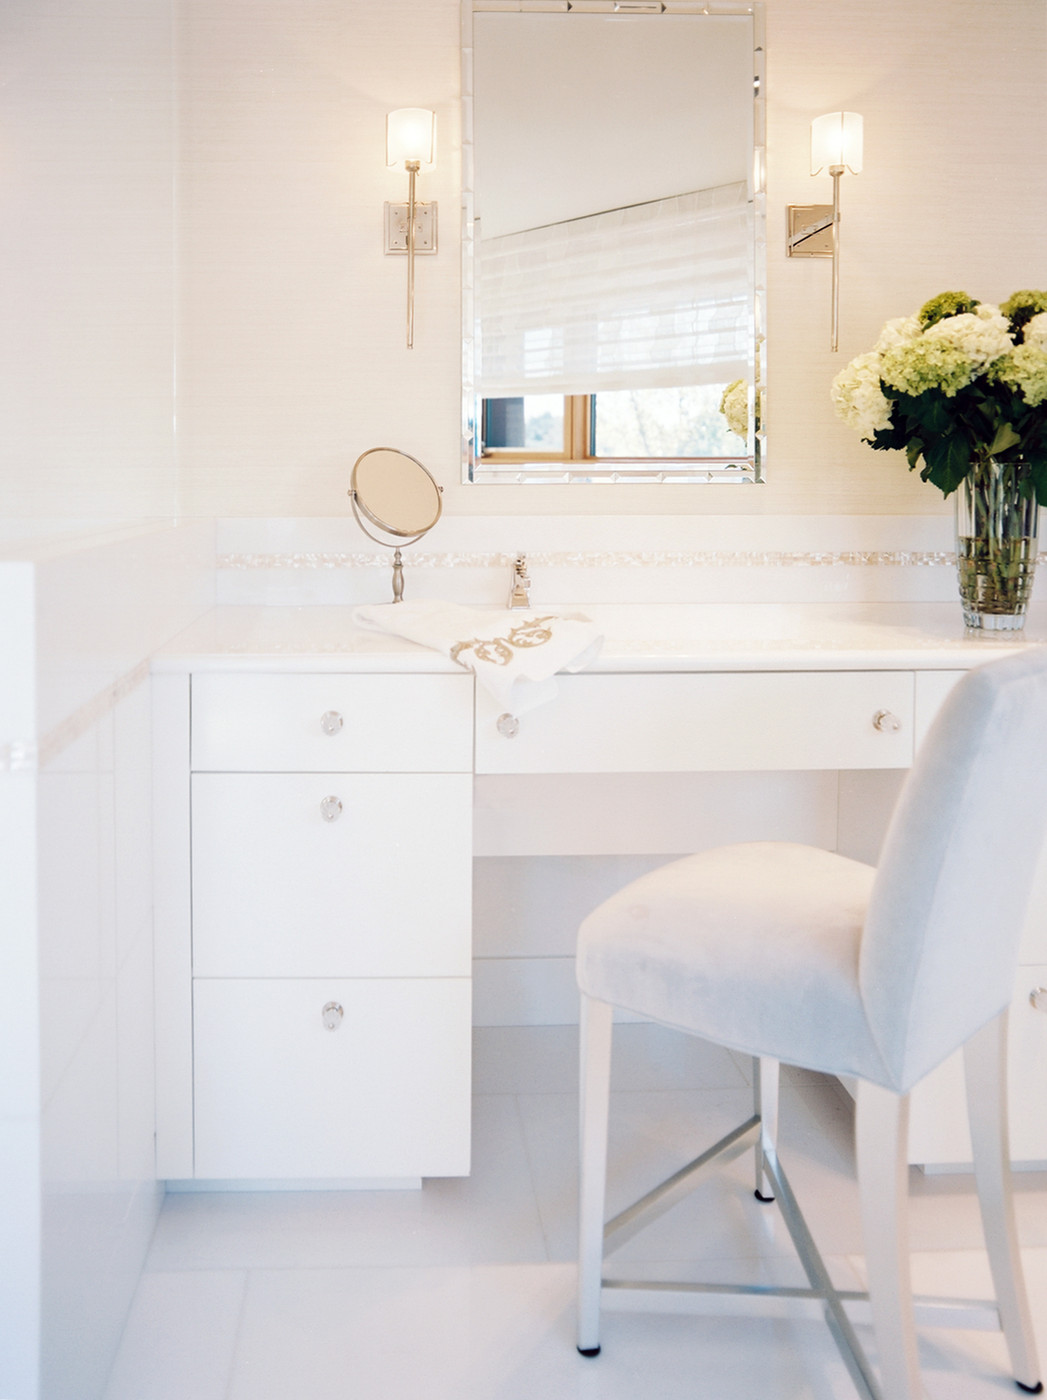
(462, 0, 765, 486)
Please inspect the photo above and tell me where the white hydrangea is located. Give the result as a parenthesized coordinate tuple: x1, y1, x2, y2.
(922, 305, 1012, 369)
(874, 316, 921, 353)
(719, 378, 748, 438)
(1024, 311, 1047, 350)
(830, 352, 894, 439)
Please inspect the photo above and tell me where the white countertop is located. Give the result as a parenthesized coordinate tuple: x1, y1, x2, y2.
(152, 602, 1047, 674)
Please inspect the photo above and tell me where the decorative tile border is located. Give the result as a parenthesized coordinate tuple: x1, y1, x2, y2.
(1, 658, 150, 774)
(219, 549, 969, 571)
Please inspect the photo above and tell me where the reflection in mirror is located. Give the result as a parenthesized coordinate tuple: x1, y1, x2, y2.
(462, 2, 765, 485)
(349, 447, 443, 602)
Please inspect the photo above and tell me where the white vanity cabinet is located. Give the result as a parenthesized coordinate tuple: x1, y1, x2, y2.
(152, 609, 1047, 1179)
(154, 668, 474, 1183)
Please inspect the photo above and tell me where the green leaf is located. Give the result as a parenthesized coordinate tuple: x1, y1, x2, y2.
(906, 440, 923, 471)
(893, 389, 954, 436)
(988, 422, 1022, 456)
(923, 433, 971, 496)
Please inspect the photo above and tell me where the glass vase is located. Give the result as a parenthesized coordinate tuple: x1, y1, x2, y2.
(954, 458, 1040, 631)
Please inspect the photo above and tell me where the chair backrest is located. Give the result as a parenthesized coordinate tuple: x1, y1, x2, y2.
(861, 645, 1047, 1093)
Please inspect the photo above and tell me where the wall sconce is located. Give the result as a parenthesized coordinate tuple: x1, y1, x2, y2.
(786, 111, 863, 352)
(384, 108, 437, 350)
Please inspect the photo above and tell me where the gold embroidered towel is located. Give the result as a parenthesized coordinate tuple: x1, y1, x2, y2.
(352, 599, 603, 715)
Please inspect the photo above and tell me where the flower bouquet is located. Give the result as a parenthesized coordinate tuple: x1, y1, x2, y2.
(832, 290, 1047, 628)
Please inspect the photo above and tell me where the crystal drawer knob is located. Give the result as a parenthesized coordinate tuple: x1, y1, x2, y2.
(320, 795, 343, 822)
(320, 710, 344, 736)
(872, 709, 902, 733)
(1030, 987, 1047, 1014)
(322, 1001, 344, 1031)
(496, 713, 520, 739)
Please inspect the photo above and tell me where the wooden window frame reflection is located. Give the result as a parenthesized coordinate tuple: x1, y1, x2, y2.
(479, 392, 724, 468)
(480, 394, 590, 464)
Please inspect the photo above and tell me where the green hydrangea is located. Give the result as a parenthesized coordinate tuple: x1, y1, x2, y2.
(991, 344, 1047, 407)
(1000, 290, 1047, 340)
(880, 337, 975, 398)
(917, 291, 979, 329)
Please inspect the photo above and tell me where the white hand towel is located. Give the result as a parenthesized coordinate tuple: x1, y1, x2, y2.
(353, 599, 603, 715)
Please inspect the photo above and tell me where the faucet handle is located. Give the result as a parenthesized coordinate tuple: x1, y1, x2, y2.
(508, 552, 531, 609)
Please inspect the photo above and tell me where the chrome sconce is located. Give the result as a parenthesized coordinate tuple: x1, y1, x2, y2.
(384, 108, 437, 349)
(787, 111, 863, 352)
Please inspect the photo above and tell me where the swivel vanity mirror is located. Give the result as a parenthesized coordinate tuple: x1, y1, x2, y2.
(349, 447, 443, 602)
(462, 1, 766, 485)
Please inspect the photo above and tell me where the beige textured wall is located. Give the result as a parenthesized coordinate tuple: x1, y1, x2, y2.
(174, 0, 1047, 518)
(0, 1, 177, 522)
(2, 1, 1044, 521)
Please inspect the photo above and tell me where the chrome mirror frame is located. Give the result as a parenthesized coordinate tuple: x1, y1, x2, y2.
(461, 0, 766, 486)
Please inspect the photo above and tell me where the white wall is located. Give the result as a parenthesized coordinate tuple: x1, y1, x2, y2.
(0, 525, 214, 1400)
(0, 1, 178, 524)
(3, 0, 1042, 526)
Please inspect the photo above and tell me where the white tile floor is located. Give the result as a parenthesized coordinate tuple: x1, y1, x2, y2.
(102, 1025, 1047, 1400)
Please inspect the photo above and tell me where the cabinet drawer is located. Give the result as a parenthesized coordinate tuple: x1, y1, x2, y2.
(476, 671, 915, 774)
(191, 672, 473, 772)
(192, 773, 472, 978)
(192, 977, 472, 1179)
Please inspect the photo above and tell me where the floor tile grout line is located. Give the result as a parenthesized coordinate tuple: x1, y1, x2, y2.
(221, 1270, 252, 1400)
(511, 1090, 562, 1265)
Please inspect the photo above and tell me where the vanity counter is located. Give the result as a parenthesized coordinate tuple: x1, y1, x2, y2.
(154, 600, 1047, 674)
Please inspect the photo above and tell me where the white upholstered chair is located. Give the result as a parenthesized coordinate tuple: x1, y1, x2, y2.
(576, 647, 1047, 1400)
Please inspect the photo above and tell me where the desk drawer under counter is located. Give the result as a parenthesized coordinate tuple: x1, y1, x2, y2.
(476, 670, 915, 774)
(191, 670, 473, 772)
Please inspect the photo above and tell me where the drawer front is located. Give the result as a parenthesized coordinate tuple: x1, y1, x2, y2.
(476, 671, 915, 774)
(192, 978, 472, 1179)
(191, 672, 473, 772)
(192, 773, 472, 978)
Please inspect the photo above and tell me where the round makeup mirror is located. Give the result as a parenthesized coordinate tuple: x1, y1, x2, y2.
(348, 447, 443, 602)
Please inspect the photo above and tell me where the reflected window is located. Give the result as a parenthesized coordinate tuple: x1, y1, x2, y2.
(480, 385, 745, 468)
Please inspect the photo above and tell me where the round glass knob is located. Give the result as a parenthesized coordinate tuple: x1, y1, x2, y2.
(1030, 987, 1047, 1014)
(872, 710, 902, 733)
(320, 795, 343, 822)
(496, 713, 520, 739)
(321, 1001, 344, 1031)
(320, 710, 344, 736)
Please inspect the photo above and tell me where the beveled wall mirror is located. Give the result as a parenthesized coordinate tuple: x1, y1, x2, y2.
(462, 0, 765, 485)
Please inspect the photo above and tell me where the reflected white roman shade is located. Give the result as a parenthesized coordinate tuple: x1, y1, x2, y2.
(477, 181, 752, 398)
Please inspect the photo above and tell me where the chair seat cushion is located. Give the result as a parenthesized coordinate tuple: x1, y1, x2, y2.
(577, 842, 894, 1085)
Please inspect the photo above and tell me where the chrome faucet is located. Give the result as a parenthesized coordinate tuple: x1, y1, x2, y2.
(508, 553, 531, 609)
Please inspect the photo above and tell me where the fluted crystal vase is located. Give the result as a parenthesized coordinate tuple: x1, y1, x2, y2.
(954, 458, 1040, 630)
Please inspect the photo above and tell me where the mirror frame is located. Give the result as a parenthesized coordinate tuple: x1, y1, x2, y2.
(349, 447, 443, 541)
(461, 0, 766, 486)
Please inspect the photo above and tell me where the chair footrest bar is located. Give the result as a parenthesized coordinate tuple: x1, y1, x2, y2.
(603, 1116, 760, 1253)
(600, 1280, 1001, 1331)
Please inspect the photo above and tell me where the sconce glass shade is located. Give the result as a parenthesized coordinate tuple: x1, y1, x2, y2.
(810, 111, 863, 175)
(386, 108, 435, 169)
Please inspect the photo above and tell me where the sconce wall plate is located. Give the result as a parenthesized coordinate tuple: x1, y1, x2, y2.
(786, 204, 833, 258)
(384, 201, 438, 254)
